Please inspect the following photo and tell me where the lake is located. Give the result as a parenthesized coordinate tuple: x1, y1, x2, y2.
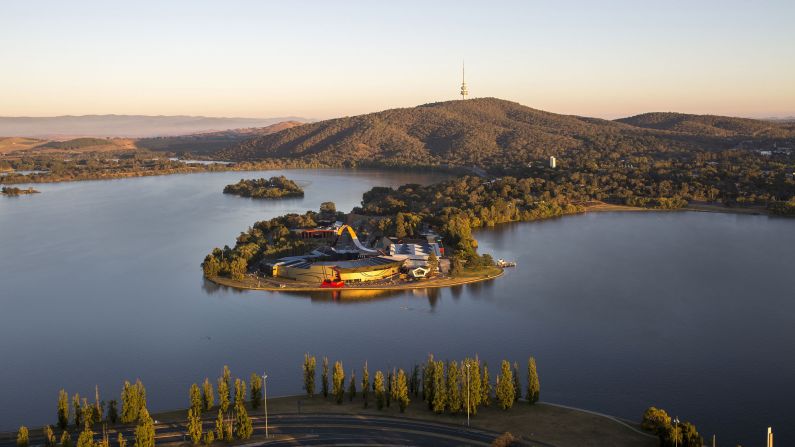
(1, 169, 793, 446)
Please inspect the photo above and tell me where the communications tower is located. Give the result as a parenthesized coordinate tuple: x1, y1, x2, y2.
(460, 61, 468, 100)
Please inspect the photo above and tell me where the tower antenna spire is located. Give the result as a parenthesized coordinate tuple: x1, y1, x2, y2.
(460, 60, 468, 100)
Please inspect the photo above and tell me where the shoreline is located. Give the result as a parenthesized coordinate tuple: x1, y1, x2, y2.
(583, 200, 771, 216)
(0, 394, 656, 447)
(207, 268, 504, 293)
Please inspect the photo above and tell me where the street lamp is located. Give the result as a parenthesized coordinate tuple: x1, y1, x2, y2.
(673, 417, 680, 447)
(465, 362, 470, 427)
(262, 373, 269, 439)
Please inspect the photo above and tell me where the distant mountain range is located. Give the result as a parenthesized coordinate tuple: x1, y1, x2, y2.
(215, 98, 795, 169)
(0, 114, 309, 138)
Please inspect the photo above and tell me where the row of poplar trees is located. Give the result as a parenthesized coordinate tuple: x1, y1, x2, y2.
(16, 380, 154, 447)
(185, 366, 260, 445)
(301, 353, 540, 415)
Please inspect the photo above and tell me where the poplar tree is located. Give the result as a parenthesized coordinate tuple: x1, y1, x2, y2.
(302, 354, 316, 397)
(217, 377, 230, 414)
(432, 361, 446, 413)
(60, 431, 72, 447)
(481, 363, 492, 407)
(396, 369, 410, 412)
(387, 369, 397, 408)
(201, 379, 214, 411)
(187, 408, 202, 444)
(81, 398, 95, 428)
(221, 366, 232, 406)
(72, 394, 82, 428)
(446, 361, 461, 413)
(107, 400, 118, 424)
(332, 361, 345, 404)
(58, 389, 70, 430)
(361, 362, 370, 408)
(461, 358, 482, 416)
(321, 357, 329, 398)
(527, 357, 540, 404)
(496, 360, 515, 410)
(201, 431, 214, 446)
(250, 373, 263, 409)
(374, 371, 385, 410)
(512, 362, 521, 403)
(16, 426, 28, 447)
(410, 365, 420, 397)
(233, 379, 253, 440)
(189, 384, 202, 414)
(116, 433, 125, 447)
(121, 380, 147, 423)
(133, 408, 154, 447)
(44, 425, 56, 447)
(214, 411, 225, 440)
(348, 370, 356, 401)
(422, 355, 435, 408)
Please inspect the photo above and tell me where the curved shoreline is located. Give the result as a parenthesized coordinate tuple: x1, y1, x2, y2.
(207, 268, 505, 292)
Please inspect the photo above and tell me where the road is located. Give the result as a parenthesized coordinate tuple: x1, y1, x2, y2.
(3, 414, 551, 447)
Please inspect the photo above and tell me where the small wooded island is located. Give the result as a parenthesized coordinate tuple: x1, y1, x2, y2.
(223, 176, 304, 199)
(1, 186, 40, 196)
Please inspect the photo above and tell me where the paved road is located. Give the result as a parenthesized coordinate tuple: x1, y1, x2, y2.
(2, 414, 551, 447)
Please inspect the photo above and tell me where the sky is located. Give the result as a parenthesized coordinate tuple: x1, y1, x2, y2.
(1, 0, 794, 120)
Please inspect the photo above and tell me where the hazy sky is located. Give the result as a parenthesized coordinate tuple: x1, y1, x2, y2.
(1, 0, 793, 119)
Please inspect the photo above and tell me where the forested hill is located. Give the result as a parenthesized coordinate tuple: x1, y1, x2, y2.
(214, 98, 795, 171)
(616, 112, 795, 138)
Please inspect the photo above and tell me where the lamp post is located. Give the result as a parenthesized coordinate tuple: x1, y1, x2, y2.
(673, 416, 680, 447)
(263, 373, 269, 439)
(465, 362, 470, 427)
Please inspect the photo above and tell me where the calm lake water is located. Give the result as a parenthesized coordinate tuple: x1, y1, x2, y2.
(1, 170, 793, 446)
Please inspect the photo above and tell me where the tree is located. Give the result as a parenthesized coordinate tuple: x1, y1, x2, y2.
(202, 431, 214, 446)
(121, 380, 146, 424)
(491, 432, 518, 447)
(432, 361, 446, 413)
(189, 383, 202, 415)
(321, 357, 329, 398)
(481, 363, 492, 407)
(410, 365, 420, 397)
(117, 433, 126, 447)
(58, 389, 70, 430)
(217, 377, 230, 414)
(680, 422, 703, 447)
(332, 361, 345, 404)
(461, 358, 482, 416)
(250, 373, 262, 409)
(72, 393, 82, 428)
(44, 425, 56, 447)
(187, 407, 202, 445)
(361, 362, 370, 408)
(446, 361, 461, 413)
(76, 428, 94, 447)
(422, 355, 435, 409)
(303, 354, 316, 397)
(233, 380, 253, 440)
(526, 357, 540, 404)
(427, 252, 439, 276)
(81, 398, 95, 428)
(396, 369, 410, 412)
(107, 400, 118, 424)
(16, 426, 28, 447)
(201, 379, 214, 412)
(133, 408, 154, 447)
(641, 407, 671, 435)
(512, 362, 521, 403)
(319, 201, 336, 215)
(214, 411, 225, 440)
(222, 366, 232, 405)
(496, 360, 515, 410)
(58, 389, 69, 430)
(60, 431, 72, 447)
(348, 370, 357, 401)
(387, 369, 396, 408)
(395, 213, 407, 238)
(374, 371, 385, 410)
